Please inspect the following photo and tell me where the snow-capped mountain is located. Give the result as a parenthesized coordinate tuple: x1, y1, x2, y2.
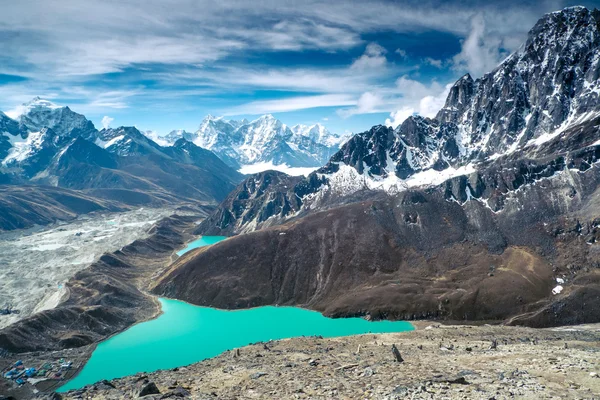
(198, 6, 600, 235)
(0, 98, 100, 177)
(319, 6, 600, 190)
(144, 115, 348, 170)
(145, 129, 195, 147)
(96, 127, 165, 157)
(291, 123, 347, 147)
(0, 98, 244, 204)
(14, 97, 97, 140)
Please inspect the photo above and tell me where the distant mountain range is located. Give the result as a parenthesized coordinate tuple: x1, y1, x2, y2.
(0, 96, 348, 230)
(144, 115, 348, 169)
(0, 97, 244, 230)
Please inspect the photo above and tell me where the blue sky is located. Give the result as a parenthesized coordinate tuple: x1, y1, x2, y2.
(1, 0, 599, 136)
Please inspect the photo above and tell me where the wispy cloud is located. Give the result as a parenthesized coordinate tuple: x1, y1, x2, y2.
(223, 94, 356, 115)
(385, 76, 452, 127)
(0, 0, 585, 129)
(452, 13, 508, 77)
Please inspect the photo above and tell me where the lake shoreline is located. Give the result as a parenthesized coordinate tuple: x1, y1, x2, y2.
(57, 298, 415, 392)
(57, 323, 600, 399)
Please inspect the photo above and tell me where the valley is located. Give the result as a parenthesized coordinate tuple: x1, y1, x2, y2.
(0, 207, 175, 329)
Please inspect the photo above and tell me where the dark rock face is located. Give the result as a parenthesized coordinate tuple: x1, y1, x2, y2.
(133, 380, 160, 397)
(196, 170, 313, 235)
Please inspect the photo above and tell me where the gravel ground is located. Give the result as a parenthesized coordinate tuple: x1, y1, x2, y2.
(58, 322, 600, 400)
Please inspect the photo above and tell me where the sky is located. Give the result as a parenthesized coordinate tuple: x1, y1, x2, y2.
(1, 0, 599, 136)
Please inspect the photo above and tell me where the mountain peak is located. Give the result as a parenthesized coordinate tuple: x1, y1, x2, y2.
(22, 97, 61, 110)
(257, 114, 276, 121)
(203, 114, 223, 122)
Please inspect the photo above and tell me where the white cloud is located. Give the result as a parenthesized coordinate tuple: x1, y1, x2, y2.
(424, 57, 443, 68)
(385, 107, 416, 127)
(224, 94, 356, 115)
(395, 48, 407, 58)
(101, 116, 114, 129)
(452, 13, 508, 77)
(0, 0, 564, 119)
(337, 91, 385, 118)
(384, 76, 452, 128)
(350, 42, 388, 71)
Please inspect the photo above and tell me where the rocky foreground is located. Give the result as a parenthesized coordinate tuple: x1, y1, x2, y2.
(59, 323, 600, 400)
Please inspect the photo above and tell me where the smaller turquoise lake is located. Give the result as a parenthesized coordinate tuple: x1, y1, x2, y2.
(176, 236, 227, 256)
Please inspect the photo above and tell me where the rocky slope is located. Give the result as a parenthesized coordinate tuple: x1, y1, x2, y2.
(159, 7, 600, 328)
(57, 323, 600, 400)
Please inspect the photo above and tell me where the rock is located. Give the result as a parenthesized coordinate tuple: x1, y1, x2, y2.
(133, 380, 160, 397)
(35, 395, 61, 400)
(96, 379, 116, 390)
(391, 344, 404, 362)
(250, 372, 268, 379)
(160, 387, 191, 398)
(433, 376, 470, 385)
(362, 367, 375, 377)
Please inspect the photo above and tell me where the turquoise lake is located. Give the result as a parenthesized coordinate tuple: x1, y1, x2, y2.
(58, 236, 414, 391)
(59, 299, 413, 391)
(176, 235, 227, 256)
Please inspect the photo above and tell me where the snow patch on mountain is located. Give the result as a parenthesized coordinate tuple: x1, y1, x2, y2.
(291, 123, 348, 148)
(239, 162, 318, 177)
(2, 131, 45, 165)
(6, 97, 61, 119)
(144, 130, 171, 147)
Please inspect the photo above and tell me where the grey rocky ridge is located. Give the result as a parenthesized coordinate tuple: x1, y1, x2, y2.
(158, 6, 600, 328)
